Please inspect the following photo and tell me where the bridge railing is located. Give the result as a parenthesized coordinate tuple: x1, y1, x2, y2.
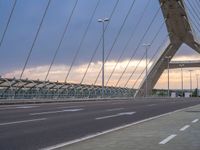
(0, 77, 135, 100)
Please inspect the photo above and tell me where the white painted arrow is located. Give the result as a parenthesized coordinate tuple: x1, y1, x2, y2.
(96, 111, 136, 120)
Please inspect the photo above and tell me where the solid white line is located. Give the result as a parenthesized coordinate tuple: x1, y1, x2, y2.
(106, 108, 124, 112)
(30, 109, 83, 115)
(159, 134, 177, 144)
(180, 125, 190, 131)
(40, 104, 200, 150)
(0, 118, 47, 126)
(95, 112, 135, 120)
(192, 119, 199, 123)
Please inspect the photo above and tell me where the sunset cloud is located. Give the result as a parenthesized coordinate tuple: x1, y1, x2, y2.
(3, 55, 200, 89)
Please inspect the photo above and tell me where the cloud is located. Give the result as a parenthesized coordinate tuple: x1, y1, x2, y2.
(3, 55, 200, 89)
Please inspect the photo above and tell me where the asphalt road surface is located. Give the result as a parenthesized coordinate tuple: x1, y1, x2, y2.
(0, 98, 200, 150)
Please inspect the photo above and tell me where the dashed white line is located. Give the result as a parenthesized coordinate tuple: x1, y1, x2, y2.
(0, 105, 39, 110)
(0, 118, 47, 126)
(106, 108, 124, 112)
(30, 109, 83, 115)
(179, 125, 190, 131)
(95, 112, 135, 120)
(159, 134, 177, 144)
(16, 106, 39, 109)
(147, 104, 157, 107)
(192, 119, 199, 123)
(57, 106, 83, 109)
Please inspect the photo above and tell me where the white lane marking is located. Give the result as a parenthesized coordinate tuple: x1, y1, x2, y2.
(40, 104, 200, 150)
(192, 119, 199, 123)
(180, 125, 190, 131)
(159, 134, 177, 144)
(0, 105, 39, 110)
(57, 106, 84, 109)
(95, 112, 135, 120)
(16, 106, 39, 109)
(0, 118, 47, 126)
(30, 109, 83, 115)
(106, 108, 124, 112)
(147, 104, 157, 107)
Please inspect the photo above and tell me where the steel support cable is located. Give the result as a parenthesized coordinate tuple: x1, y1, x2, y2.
(190, 0, 200, 15)
(93, 0, 137, 85)
(0, 0, 17, 50)
(114, 6, 162, 87)
(183, 2, 200, 34)
(80, 0, 120, 84)
(44, 0, 79, 81)
(124, 21, 165, 88)
(105, 0, 152, 86)
(191, 19, 200, 34)
(64, 0, 101, 83)
(20, 0, 51, 79)
(194, 0, 200, 9)
(132, 35, 169, 89)
(185, 4, 200, 33)
(186, 0, 200, 21)
(184, 1, 200, 27)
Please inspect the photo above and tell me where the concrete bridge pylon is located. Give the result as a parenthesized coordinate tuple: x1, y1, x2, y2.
(135, 0, 200, 97)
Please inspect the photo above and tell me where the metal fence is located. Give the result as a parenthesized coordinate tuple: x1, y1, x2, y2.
(0, 77, 135, 100)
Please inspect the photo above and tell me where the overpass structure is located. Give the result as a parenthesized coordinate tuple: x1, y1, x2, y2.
(170, 60, 200, 69)
(136, 0, 200, 97)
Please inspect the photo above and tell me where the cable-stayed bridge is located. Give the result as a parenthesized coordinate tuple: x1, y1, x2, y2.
(1, 1, 200, 150)
(0, 0, 200, 99)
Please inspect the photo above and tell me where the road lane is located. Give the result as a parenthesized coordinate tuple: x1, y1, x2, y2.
(0, 99, 199, 150)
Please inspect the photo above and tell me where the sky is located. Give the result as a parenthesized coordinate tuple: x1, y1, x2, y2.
(0, 0, 200, 89)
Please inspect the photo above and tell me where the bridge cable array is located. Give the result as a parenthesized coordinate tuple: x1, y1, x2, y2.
(184, 0, 200, 34)
(105, 0, 152, 86)
(64, 0, 101, 83)
(124, 20, 166, 88)
(132, 35, 170, 89)
(114, 4, 162, 87)
(93, 0, 137, 85)
(80, 0, 120, 84)
(20, 0, 52, 79)
(0, 0, 17, 50)
(45, 0, 79, 82)
(0, 0, 199, 91)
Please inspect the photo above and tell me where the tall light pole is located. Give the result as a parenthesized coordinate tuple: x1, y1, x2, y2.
(98, 18, 109, 98)
(165, 56, 171, 97)
(197, 74, 199, 97)
(188, 70, 193, 97)
(142, 44, 151, 97)
(179, 64, 184, 97)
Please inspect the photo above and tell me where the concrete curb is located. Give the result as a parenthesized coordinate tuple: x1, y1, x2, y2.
(0, 97, 199, 105)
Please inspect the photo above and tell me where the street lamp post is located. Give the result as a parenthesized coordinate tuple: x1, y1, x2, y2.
(98, 18, 109, 98)
(143, 44, 151, 98)
(165, 56, 171, 97)
(188, 70, 193, 97)
(179, 64, 184, 97)
(197, 74, 199, 97)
